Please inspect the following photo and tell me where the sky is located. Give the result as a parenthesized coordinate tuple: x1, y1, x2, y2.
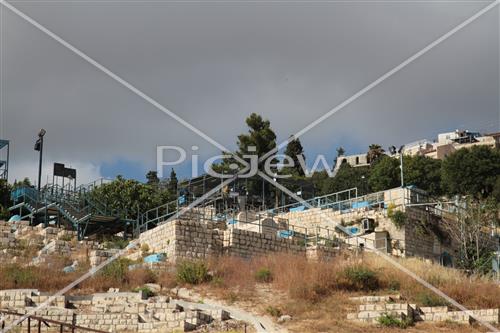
(0, 0, 498, 185)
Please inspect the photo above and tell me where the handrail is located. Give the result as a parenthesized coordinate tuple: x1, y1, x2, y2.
(262, 187, 358, 214)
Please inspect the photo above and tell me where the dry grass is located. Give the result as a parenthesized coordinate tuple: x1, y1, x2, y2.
(2, 251, 499, 332)
(365, 254, 500, 309)
(205, 252, 500, 309)
(196, 252, 500, 332)
(0, 256, 164, 295)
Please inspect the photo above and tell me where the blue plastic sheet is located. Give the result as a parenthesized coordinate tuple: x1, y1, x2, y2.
(144, 253, 166, 264)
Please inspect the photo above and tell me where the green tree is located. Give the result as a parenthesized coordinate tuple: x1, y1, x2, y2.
(282, 136, 305, 177)
(168, 169, 178, 193)
(237, 113, 277, 159)
(322, 163, 371, 196)
(441, 198, 499, 274)
(146, 171, 160, 187)
(403, 155, 442, 197)
(89, 175, 174, 219)
(0, 179, 12, 220)
(441, 146, 500, 198)
(368, 155, 400, 192)
(12, 177, 32, 189)
(238, 114, 277, 200)
(213, 113, 277, 202)
(492, 176, 500, 201)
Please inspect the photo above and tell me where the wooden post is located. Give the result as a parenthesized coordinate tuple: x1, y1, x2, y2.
(60, 324, 64, 333)
(27, 317, 31, 333)
(71, 313, 76, 333)
(38, 319, 41, 333)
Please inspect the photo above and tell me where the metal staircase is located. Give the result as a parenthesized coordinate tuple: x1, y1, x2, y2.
(9, 181, 134, 240)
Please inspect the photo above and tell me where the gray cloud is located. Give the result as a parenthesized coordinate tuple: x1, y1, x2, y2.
(1, 0, 498, 183)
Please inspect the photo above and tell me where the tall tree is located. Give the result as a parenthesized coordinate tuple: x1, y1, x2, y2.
(227, 113, 278, 203)
(89, 175, 174, 220)
(146, 170, 160, 187)
(237, 113, 277, 159)
(441, 198, 499, 274)
(321, 163, 371, 196)
(283, 136, 305, 177)
(441, 146, 500, 198)
(402, 155, 442, 197)
(367, 144, 385, 164)
(0, 179, 12, 220)
(368, 155, 400, 192)
(168, 168, 178, 193)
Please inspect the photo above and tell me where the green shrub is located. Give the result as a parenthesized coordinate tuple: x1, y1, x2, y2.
(104, 237, 129, 250)
(133, 286, 155, 298)
(176, 261, 210, 285)
(255, 268, 273, 283)
(265, 306, 282, 317)
(4, 266, 37, 286)
(378, 313, 413, 328)
(390, 210, 407, 229)
(101, 258, 133, 282)
(344, 265, 379, 291)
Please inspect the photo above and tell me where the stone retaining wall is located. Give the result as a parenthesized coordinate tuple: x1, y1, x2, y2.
(0, 289, 228, 332)
(347, 294, 499, 325)
(223, 228, 305, 258)
(136, 218, 339, 263)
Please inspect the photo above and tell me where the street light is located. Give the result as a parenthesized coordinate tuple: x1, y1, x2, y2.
(34, 129, 46, 191)
(389, 145, 404, 188)
(398, 145, 404, 188)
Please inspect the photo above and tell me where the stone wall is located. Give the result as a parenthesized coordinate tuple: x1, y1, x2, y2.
(0, 289, 228, 333)
(223, 228, 306, 258)
(136, 218, 341, 263)
(174, 220, 224, 261)
(347, 294, 500, 325)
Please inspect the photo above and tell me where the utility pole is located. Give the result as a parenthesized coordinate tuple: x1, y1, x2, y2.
(398, 145, 405, 188)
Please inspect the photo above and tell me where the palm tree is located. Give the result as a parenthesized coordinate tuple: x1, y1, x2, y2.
(367, 144, 385, 164)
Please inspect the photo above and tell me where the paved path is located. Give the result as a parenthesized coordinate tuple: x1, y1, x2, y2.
(172, 288, 288, 333)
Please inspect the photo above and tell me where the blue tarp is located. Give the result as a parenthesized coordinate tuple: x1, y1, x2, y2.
(278, 230, 294, 238)
(227, 218, 237, 225)
(289, 205, 306, 212)
(351, 201, 369, 209)
(144, 253, 166, 264)
(349, 227, 360, 235)
(178, 195, 186, 205)
(8, 215, 21, 223)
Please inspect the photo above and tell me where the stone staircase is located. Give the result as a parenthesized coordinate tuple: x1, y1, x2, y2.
(347, 294, 500, 325)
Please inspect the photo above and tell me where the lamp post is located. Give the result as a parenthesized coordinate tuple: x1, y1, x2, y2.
(398, 145, 405, 188)
(34, 129, 46, 191)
